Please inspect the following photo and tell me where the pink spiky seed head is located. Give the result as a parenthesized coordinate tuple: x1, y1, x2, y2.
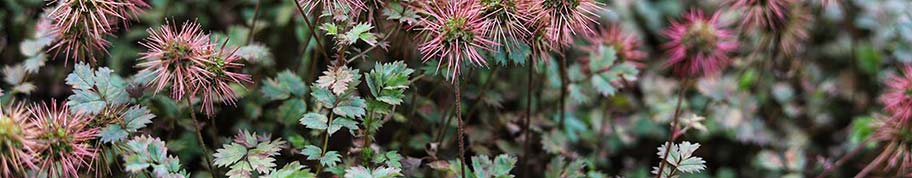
(137, 21, 212, 101)
(662, 9, 739, 78)
(417, 0, 499, 81)
(0, 103, 39, 177)
(194, 43, 252, 117)
(881, 65, 912, 123)
(528, 0, 604, 49)
(30, 101, 99, 178)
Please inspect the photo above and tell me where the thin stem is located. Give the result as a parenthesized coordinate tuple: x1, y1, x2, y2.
(654, 78, 689, 178)
(455, 80, 467, 178)
(522, 57, 534, 178)
(364, 109, 375, 167)
(292, 0, 329, 59)
(187, 99, 215, 175)
(815, 138, 870, 178)
(245, 0, 261, 44)
(315, 111, 336, 174)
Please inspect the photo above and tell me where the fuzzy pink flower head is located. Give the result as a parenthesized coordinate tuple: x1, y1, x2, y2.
(47, 0, 147, 62)
(481, 0, 533, 51)
(298, 0, 366, 21)
(194, 43, 253, 117)
(729, 0, 791, 32)
(528, 0, 604, 49)
(663, 10, 739, 78)
(137, 21, 213, 101)
(0, 103, 39, 177)
(881, 65, 912, 123)
(417, 0, 499, 80)
(30, 101, 99, 178)
(587, 25, 646, 62)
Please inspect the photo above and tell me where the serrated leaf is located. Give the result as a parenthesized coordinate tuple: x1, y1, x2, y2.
(320, 151, 342, 168)
(248, 156, 277, 174)
(227, 161, 254, 178)
(316, 66, 358, 95)
(67, 89, 106, 115)
(492, 154, 517, 176)
(66, 63, 96, 89)
(333, 97, 366, 118)
(589, 46, 617, 71)
(591, 76, 615, 96)
(3, 65, 26, 85)
(366, 61, 413, 106)
(300, 113, 329, 130)
(321, 23, 339, 36)
(301, 145, 323, 159)
(99, 125, 129, 143)
(676, 157, 706, 173)
(344, 166, 402, 178)
(124, 154, 151, 172)
(329, 117, 359, 135)
(94, 67, 129, 105)
(343, 23, 377, 45)
(124, 106, 155, 131)
(267, 161, 315, 178)
(24, 53, 46, 73)
(311, 86, 336, 107)
(214, 143, 248, 167)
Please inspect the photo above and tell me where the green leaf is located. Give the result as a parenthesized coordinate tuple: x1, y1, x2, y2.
(227, 161, 254, 178)
(300, 113, 329, 130)
(267, 161, 315, 178)
(366, 61, 413, 106)
(214, 143, 248, 167)
(124, 106, 155, 131)
(492, 154, 517, 176)
(591, 76, 616, 96)
(589, 46, 617, 71)
(344, 166, 402, 178)
(94, 67, 129, 105)
(320, 151, 343, 168)
(382, 3, 418, 24)
(67, 89, 106, 115)
(124, 154, 151, 172)
(248, 156, 278, 174)
(311, 86, 337, 107)
(653, 141, 706, 177)
(303, 145, 341, 168)
(329, 117, 359, 135)
(99, 125, 129, 143)
(321, 23, 339, 36)
(301, 145, 323, 159)
(24, 53, 46, 73)
(343, 23, 377, 45)
(333, 97, 367, 118)
(65, 63, 96, 90)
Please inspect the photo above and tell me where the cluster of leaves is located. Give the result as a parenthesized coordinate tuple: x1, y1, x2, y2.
(121, 135, 189, 178)
(65, 63, 154, 143)
(652, 142, 707, 178)
(213, 130, 288, 178)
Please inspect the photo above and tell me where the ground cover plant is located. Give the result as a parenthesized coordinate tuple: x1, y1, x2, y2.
(1, 0, 911, 177)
